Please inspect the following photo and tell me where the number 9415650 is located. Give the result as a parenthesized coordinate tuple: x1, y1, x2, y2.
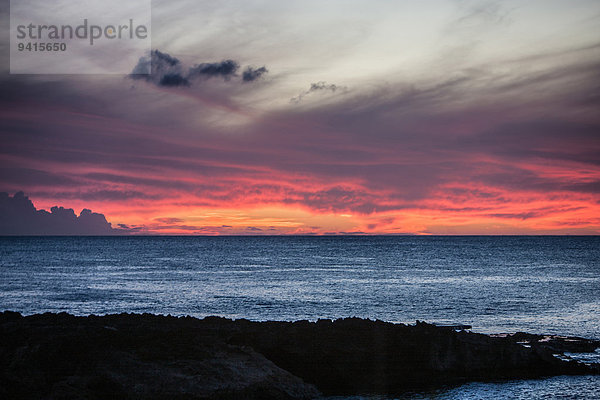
(18, 42, 67, 52)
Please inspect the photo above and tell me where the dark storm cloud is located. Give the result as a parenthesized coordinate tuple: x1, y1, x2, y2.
(0, 192, 121, 235)
(131, 50, 181, 76)
(242, 66, 268, 82)
(188, 60, 239, 80)
(159, 73, 190, 87)
(129, 51, 262, 87)
(130, 50, 189, 87)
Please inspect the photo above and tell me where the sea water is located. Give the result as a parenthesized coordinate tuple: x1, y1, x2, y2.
(1, 236, 599, 398)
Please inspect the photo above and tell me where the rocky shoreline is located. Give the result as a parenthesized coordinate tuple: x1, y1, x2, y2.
(1, 311, 598, 399)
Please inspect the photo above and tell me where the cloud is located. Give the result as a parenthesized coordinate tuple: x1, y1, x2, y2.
(473, 166, 600, 195)
(478, 204, 586, 220)
(3, 52, 598, 218)
(294, 186, 403, 214)
(160, 73, 190, 87)
(154, 217, 184, 224)
(131, 50, 189, 87)
(1, 27, 599, 234)
(0, 167, 81, 187)
(291, 81, 347, 103)
(310, 82, 342, 91)
(117, 223, 143, 231)
(188, 60, 239, 80)
(242, 66, 268, 82)
(130, 50, 262, 88)
(0, 192, 122, 235)
(131, 50, 180, 76)
(30, 190, 165, 201)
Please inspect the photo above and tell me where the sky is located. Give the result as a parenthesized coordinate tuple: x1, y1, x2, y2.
(1, 0, 599, 235)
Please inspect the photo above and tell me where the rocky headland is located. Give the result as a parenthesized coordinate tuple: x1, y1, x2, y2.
(1, 311, 598, 399)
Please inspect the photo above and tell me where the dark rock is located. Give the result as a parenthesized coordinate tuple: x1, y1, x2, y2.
(434, 324, 472, 331)
(221, 318, 597, 395)
(0, 312, 319, 399)
(0, 312, 597, 399)
(503, 332, 600, 354)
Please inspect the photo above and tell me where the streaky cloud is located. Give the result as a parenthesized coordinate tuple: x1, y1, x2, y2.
(291, 81, 347, 103)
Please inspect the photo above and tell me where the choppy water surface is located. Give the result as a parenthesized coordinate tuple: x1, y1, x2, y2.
(1, 236, 599, 399)
(324, 375, 600, 399)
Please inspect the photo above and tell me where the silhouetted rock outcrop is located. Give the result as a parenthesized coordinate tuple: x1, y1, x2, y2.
(502, 332, 600, 354)
(0, 312, 597, 399)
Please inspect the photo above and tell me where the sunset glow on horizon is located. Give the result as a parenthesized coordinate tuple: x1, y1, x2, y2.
(1, 0, 599, 235)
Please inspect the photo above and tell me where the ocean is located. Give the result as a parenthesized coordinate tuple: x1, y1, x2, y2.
(1, 236, 599, 398)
